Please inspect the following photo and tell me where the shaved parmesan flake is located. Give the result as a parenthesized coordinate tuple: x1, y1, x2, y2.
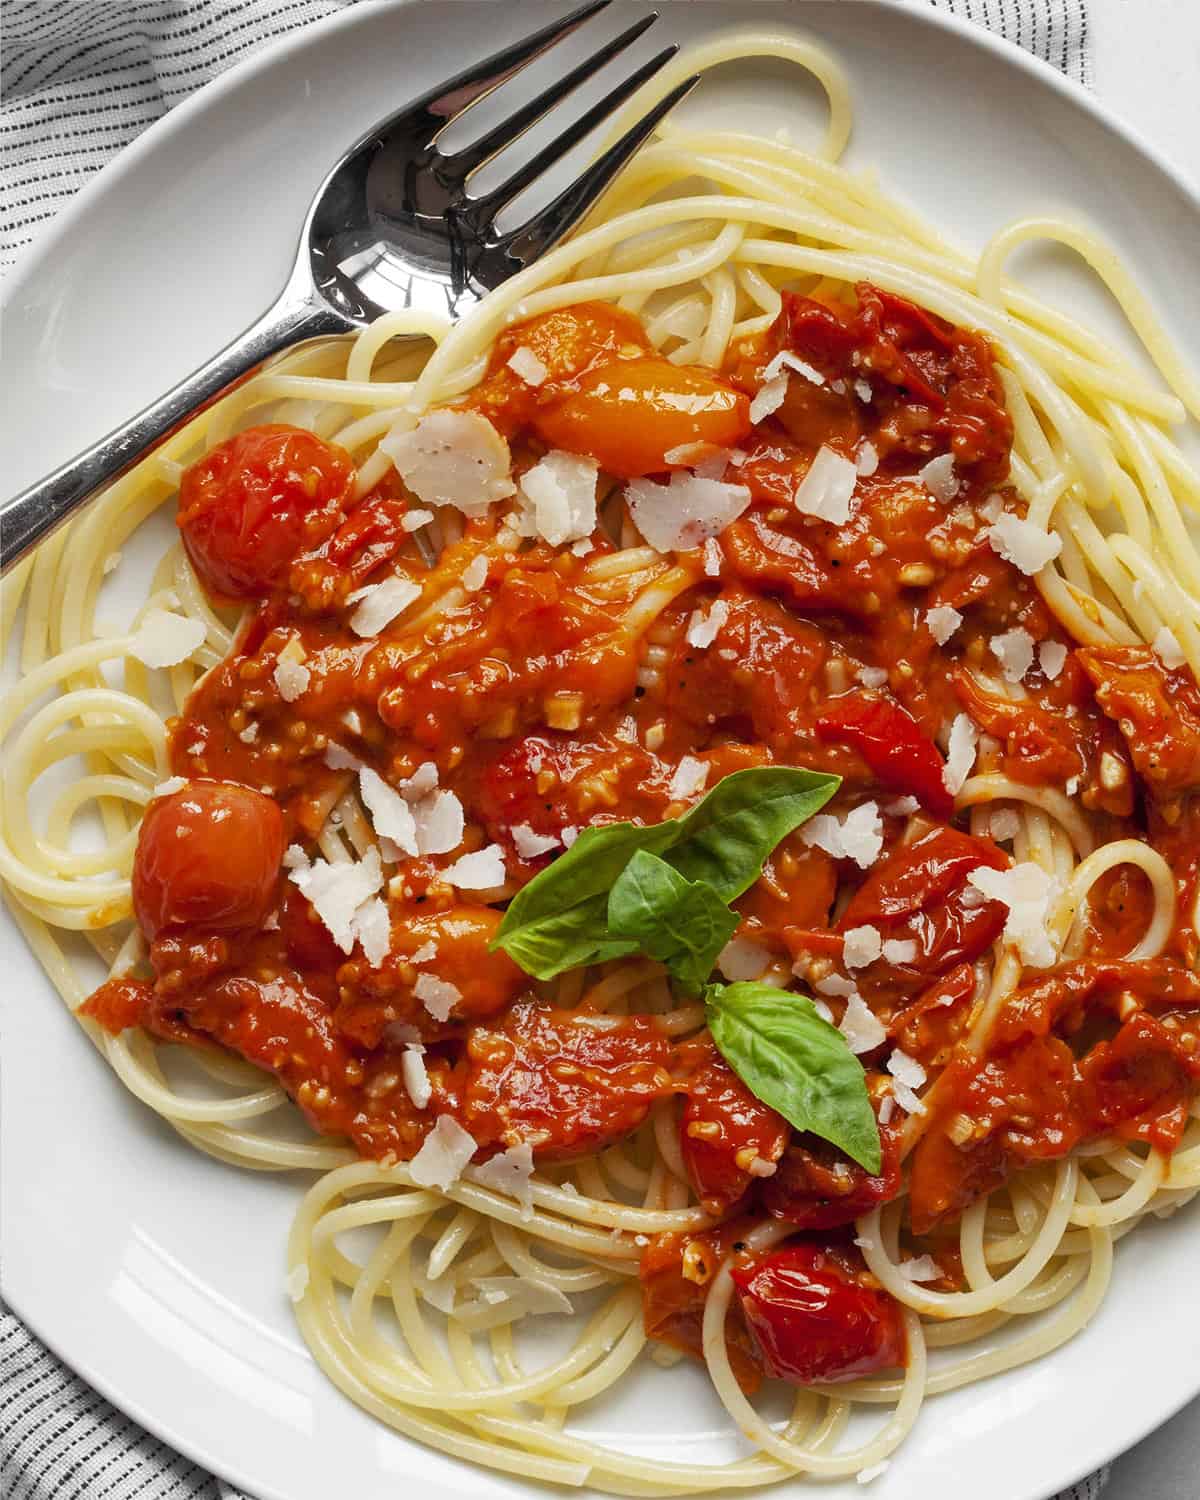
(925, 605, 963, 645)
(763, 349, 826, 387)
(347, 575, 421, 637)
(967, 862, 1058, 968)
(273, 657, 310, 702)
(401, 508, 435, 531)
(668, 756, 709, 801)
(811, 998, 835, 1023)
(518, 450, 598, 546)
(842, 925, 882, 969)
(625, 472, 752, 553)
(402, 762, 439, 800)
(512, 824, 560, 860)
(703, 539, 723, 577)
(471, 1141, 536, 1219)
(561, 826, 579, 848)
(918, 453, 959, 503)
(359, 767, 418, 855)
(444, 844, 506, 890)
(988, 512, 1062, 575)
(1039, 640, 1068, 680)
(416, 790, 465, 856)
(1154, 626, 1186, 669)
(990, 808, 1021, 842)
(839, 992, 886, 1054)
(414, 973, 461, 1022)
(401, 1045, 432, 1109)
(887, 1049, 927, 1115)
(153, 776, 187, 798)
(898, 1255, 940, 1283)
(236, 722, 258, 744)
(462, 554, 489, 593)
(857, 665, 888, 689)
(283, 844, 308, 870)
(793, 445, 857, 525)
(718, 937, 772, 982)
(470, 1277, 572, 1320)
(288, 846, 384, 955)
(323, 743, 359, 772)
(815, 973, 858, 998)
(286, 1264, 309, 1303)
(880, 939, 916, 966)
(878, 1092, 896, 1125)
(409, 1115, 477, 1189)
(749, 373, 788, 424)
(571, 538, 593, 556)
(130, 609, 206, 668)
(685, 599, 729, 649)
(942, 713, 978, 797)
(990, 626, 1036, 684)
(353, 896, 391, 968)
(507, 346, 548, 386)
(885, 795, 919, 817)
(382, 409, 515, 515)
(854, 379, 873, 404)
(800, 802, 883, 869)
(855, 440, 879, 477)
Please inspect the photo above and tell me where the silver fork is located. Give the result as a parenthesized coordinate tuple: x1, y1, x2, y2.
(0, 0, 696, 572)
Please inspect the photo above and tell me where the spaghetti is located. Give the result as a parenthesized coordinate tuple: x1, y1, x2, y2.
(5, 29, 1200, 1493)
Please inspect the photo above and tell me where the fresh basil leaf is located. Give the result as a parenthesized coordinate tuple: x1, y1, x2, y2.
(669, 767, 840, 899)
(608, 850, 739, 997)
(491, 766, 839, 983)
(491, 821, 676, 979)
(706, 981, 881, 1173)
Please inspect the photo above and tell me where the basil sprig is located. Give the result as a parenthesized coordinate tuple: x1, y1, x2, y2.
(706, 982, 882, 1173)
(491, 767, 839, 987)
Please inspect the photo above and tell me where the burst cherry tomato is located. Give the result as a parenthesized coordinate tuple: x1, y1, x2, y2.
(681, 1055, 789, 1214)
(816, 694, 953, 819)
(837, 826, 1008, 977)
(761, 1118, 902, 1230)
(132, 781, 284, 938)
(533, 358, 752, 477)
(730, 1242, 907, 1385)
(177, 424, 356, 599)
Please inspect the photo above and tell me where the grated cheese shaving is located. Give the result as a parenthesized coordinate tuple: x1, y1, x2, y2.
(1039, 639, 1068, 680)
(918, 453, 959, 503)
(668, 756, 709, 801)
(990, 626, 1036, 684)
(793, 445, 858, 525)
(987, 512, 1062, 575)
(842, 925, 882, 969)
(800, 801, 883, 869)
(129, 609, 205, 668)
(925, 605, 963, 645)
(717, 937, 772, 982)
(471, 1141, 536, 1220)
(512, 824, 560, 860)
(966, 861, 1058, 968)
(839, 992, 886, 1054)
(507, 346, 548, 386)
(401, 1045, 432, 1109)
(518, 450, 598, 547)
(347, 575, 421, 637)
(443, 844, 506, 890)
(381, 409, 515, 515)
(625, 472, 752, 553)
(942, 713, 978, 797)
(414, 973, 461, 1022)
(409, 1115, 477, 1189)
(685, 599, 729, 649)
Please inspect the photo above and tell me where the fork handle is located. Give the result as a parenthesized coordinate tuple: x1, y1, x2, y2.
(0, 280, 350, 574)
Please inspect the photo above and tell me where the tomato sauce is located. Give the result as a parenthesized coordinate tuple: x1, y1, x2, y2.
(78, 286, 1200, 1393)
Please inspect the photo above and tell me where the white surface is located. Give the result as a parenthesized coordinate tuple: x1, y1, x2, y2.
(3, 4, 1200, 1500)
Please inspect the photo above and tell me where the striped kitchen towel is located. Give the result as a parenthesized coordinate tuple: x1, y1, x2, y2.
(1, 3, 1098, 1500)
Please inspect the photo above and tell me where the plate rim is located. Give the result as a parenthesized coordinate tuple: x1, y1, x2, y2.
(4, 4, 1200, 1498)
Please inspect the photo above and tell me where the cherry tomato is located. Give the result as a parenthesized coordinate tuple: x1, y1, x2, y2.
(178, 424, 356, 599)
(132, 781, 285, 938)
(760, 1117, 902, 1230)
(680, 1055, 788, 1214)
(816, 694, 953, 819)
(533, 358, 752, 478)
(730, 1241, 906, 1385)
(837, 826, 1008, 977)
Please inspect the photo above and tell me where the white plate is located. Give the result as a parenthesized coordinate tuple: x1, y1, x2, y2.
(4, 4, 1200, 1498)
